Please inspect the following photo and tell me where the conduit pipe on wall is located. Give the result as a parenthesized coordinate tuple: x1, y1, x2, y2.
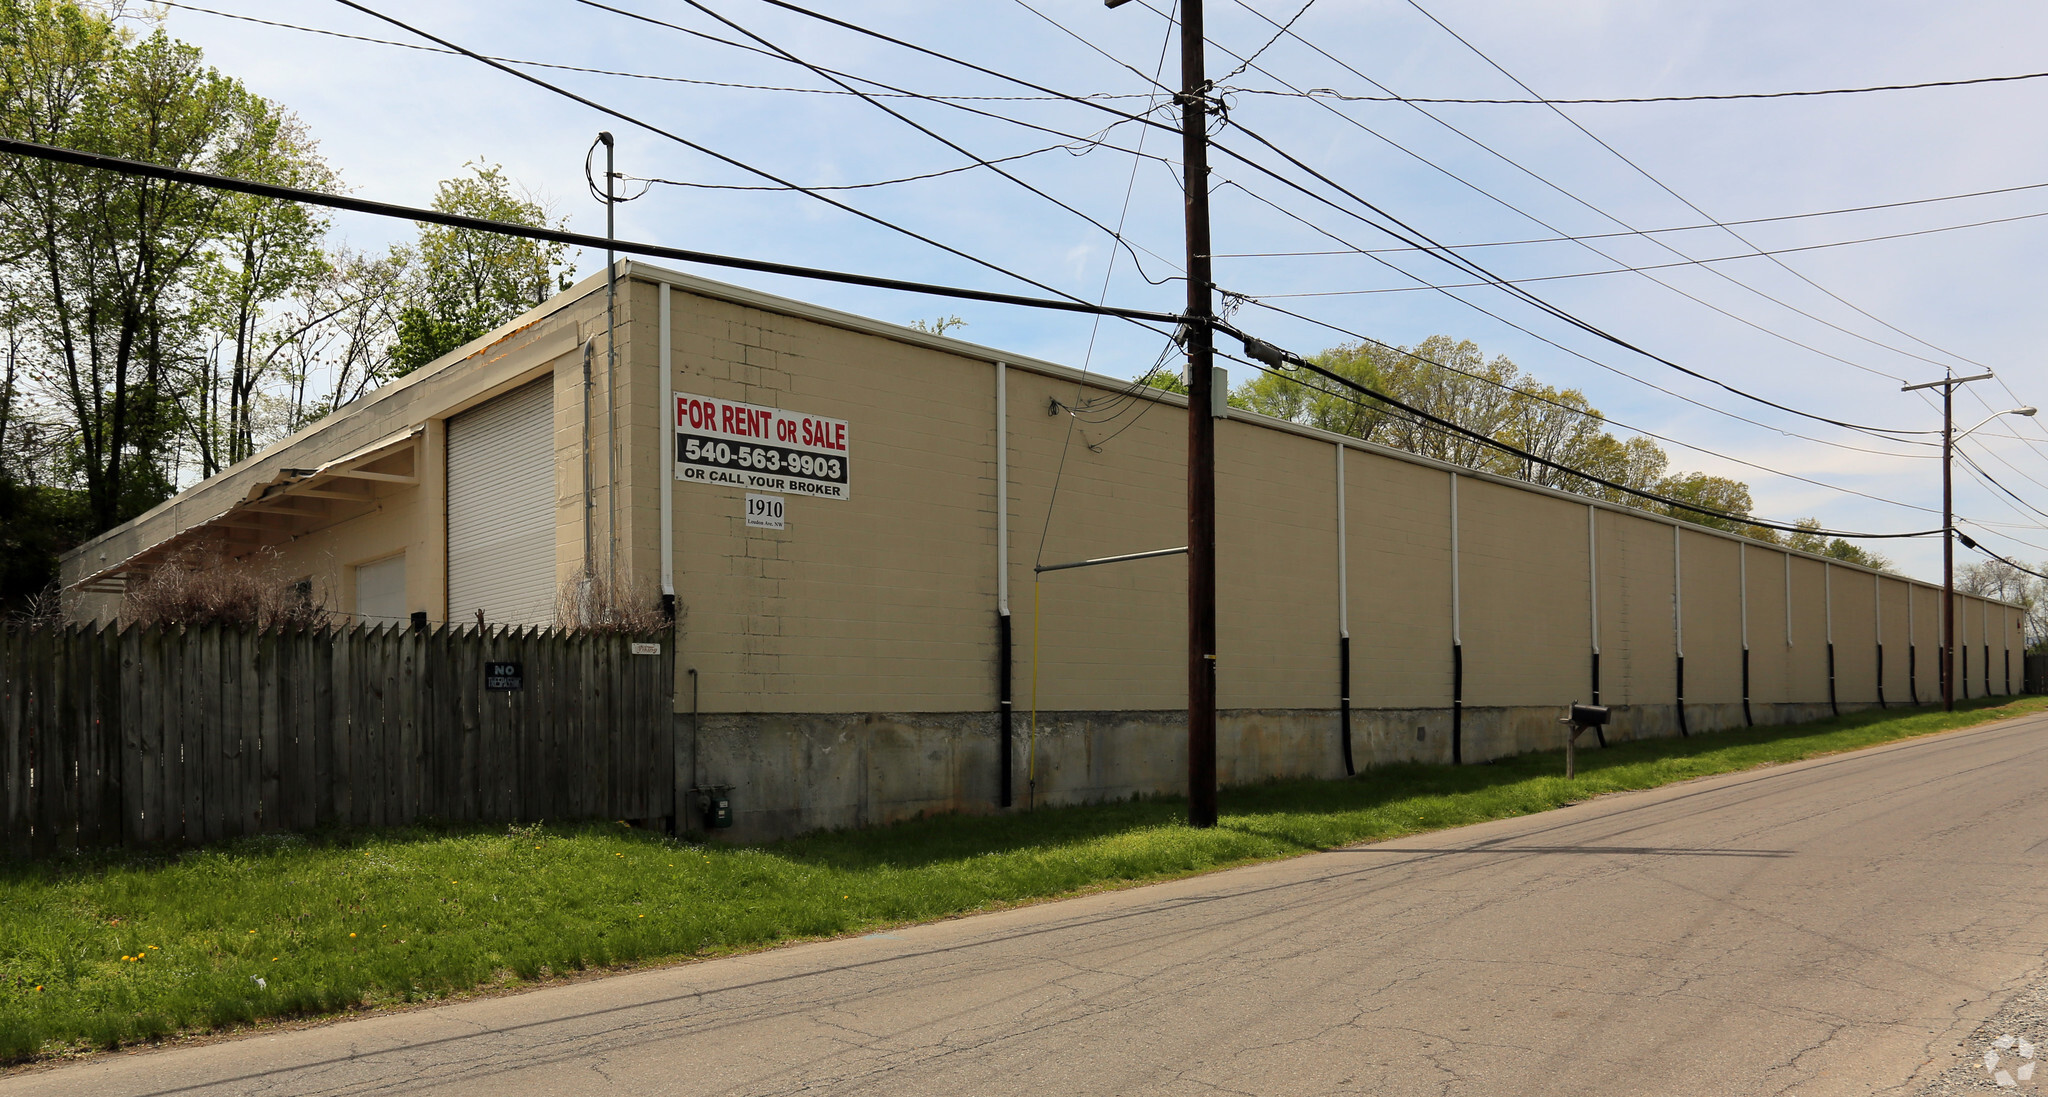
(1908, 583, 1919, 704)
(1673, 526, 1688, 738)
(1587, 506, 1600, 708)
(996, 362, 1013, 808)
(659, 284, 676, 620)
(1449, 472, 1462, 765)
(582, 336, 597, 576)
(1336, 444, 1353, 777)
(1826, 564, 1839, 717)
(1874, 574, 1886, 709)
(1740, 544, 1753, 727)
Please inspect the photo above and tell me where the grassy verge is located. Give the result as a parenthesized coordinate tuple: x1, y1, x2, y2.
(3, 695, 2042, 1062)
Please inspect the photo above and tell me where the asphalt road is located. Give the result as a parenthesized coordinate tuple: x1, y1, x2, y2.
(8, 714, 2048, 1097)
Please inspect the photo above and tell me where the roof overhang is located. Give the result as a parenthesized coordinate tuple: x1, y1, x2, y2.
(69, 427, 424, 595)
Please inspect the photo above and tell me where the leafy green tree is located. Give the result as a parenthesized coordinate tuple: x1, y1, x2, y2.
(0, 1, 258, 529)
(181, 101, 335, 474)
(391, 164, 574, 373)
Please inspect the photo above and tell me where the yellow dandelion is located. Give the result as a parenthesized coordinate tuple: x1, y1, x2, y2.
(271, 957, 278, 962)
(33, 985, 41, 992)
(248, 929, 256, 934)
(349, 933, 357, 938)
(147, 945, 157, 950)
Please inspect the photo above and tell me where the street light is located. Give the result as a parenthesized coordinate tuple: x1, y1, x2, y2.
(1900, 369, 2033, 710)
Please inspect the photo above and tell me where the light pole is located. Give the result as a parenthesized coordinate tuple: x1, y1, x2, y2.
(1900, 370, 2033, 710)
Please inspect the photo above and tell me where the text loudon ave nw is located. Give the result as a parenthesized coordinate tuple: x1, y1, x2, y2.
(674, 392, 850, 499)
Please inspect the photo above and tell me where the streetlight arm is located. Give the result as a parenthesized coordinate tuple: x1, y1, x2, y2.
(1956, 407, 2038, 441)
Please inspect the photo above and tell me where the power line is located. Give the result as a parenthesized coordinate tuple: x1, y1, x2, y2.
(0, 137, 1183, 324)
(1205, 161, 1940, 458)
(585, 0, 1184, 284)
(713, 0, 1182, 134)
(1215, 186, 2048, 257)
(626, 141, 1108, 192)
(327, 0, 1166, 327)
(1398, 0, 1997, 382)
(1068, 0, 1948, 437)
(1213, 328, 1940, 540)
(1208, 117, 1942, 438)
(1207, 0, 1983, 389)
(1227, 68, 2048, 106)
(1241, 208, 2048, 297)
(162, 1, 1157, 103)
(1215, 0, 1316, 84)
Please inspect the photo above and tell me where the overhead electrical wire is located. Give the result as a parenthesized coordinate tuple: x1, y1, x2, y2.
(1957, 535, 2048, 583)
(1224, 68, 2048, 106)
(0, 137, 1182, 324)
(327, 0, 1176, 333)
(1398, 0, 2000, 383)
(1205, 0, 1990, 389)
(1073, 0, 1946, 439)
(1038, 3, 1180, 567)
(1209, 176, 2048, 255)
(584, 0, 1185, 284)
(1211, 326, 1940, 540)
(624, 140, 1117, 192)
(163, 1, 1158, 103)
(180, 0, 1192, 187)
(1240, 208, 2048, 297)
(712, 0, 1971, 458)
(678, 0, 1924, 462)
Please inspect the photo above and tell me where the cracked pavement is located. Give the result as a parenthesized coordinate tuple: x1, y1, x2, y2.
(6, 711, 2048, 1097)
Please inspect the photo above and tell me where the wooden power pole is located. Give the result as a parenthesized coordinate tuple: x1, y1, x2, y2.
(1107, 0, 1217, 827)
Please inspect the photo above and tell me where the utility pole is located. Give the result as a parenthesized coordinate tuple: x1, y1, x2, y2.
(1107, 0, 1217, 827)
(1902, 369, 1995, 712)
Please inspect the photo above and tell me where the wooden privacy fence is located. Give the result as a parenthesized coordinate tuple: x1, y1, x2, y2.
(0, 623, 675, 855)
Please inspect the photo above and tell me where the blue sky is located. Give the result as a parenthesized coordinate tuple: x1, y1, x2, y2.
(152, 0, 2048, 582)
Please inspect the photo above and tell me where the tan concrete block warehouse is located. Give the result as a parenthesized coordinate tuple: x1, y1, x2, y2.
(62, 263, 2025, 839)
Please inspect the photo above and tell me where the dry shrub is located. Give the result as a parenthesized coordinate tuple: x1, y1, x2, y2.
(122, 552, 332, 630)
(554, 569, 668, 634)
(10, 586, 66, 626)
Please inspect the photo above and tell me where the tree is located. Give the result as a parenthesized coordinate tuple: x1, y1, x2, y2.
(391, 163, 574, 373)
(179, 100, 334, 475)
(0, 2, 260, 529)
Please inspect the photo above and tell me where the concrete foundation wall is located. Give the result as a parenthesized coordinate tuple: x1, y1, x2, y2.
(689, 696, 1900, 843)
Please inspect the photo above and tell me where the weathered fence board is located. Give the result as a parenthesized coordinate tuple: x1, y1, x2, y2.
(0, 623, 673, 854)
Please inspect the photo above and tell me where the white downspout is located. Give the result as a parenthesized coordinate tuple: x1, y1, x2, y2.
(659, 284, 675, 604)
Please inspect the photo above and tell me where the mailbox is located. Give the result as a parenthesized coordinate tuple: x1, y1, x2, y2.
(1560, 702, 1610, 779)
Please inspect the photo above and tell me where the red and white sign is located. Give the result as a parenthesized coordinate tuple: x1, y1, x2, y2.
(673, 392, 851, 500)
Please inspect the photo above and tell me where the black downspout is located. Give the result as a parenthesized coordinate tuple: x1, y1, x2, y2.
(1961, 644, 1969, 702)
(1451, 643, 1464, 765)
(1589, 650, 1607, 747)
(1877, 644, 1886, 708)
(1741, 648, 1753, 727)
(1675, 655, 1689, 737)
(1984, 644, 1992, 697)
(1909, 645, 1919, 705)
(1827, 643, 1839, 717)
(998, 611, 1013, 808)
(1339, 635, 1354, 776)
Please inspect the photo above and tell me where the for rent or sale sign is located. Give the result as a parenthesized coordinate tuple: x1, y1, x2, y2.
(673, 393, 851, 499)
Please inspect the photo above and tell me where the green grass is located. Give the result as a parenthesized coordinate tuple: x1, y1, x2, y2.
(2, 694, 2041, 1063)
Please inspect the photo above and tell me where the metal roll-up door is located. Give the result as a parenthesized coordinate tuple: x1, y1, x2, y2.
(447, 378, 557, 626)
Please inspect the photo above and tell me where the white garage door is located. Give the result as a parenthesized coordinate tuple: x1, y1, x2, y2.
(354, 552, 408, 625)
(447, 378, 557, 627)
